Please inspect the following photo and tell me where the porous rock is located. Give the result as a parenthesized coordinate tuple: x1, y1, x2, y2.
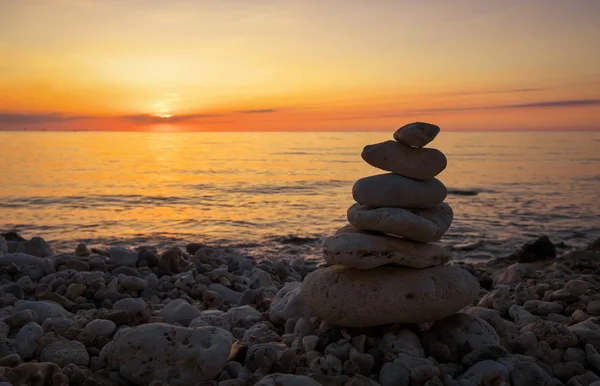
(421, 313, 501, 362)
(393, 122, 440, 147)
(100, 323, 234, 385)
(361, 140, 447, 180)
(347, 203, 453, 243)
(352, 174, 447, 209)
(323, 225, 451, 269)
(302, 265, 479, 327)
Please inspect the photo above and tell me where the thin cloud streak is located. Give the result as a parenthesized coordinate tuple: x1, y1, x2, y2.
(0, 113, 92, 124)
(237, 109, 278, 114)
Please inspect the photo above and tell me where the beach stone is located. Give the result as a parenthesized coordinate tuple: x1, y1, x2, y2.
(421, 314, 501, 362)
(393, 122, 440, 147)
(159, 298, 202, 326)
(0, 236, 7, 255)
(458, 360, 509, 385)
(209, 283, 242, 305)
(65, 283, 87, 300)
(119, 275, 147, 292)
(302, 265, 479, 327)
(379, 331, 423, 357)
(516, 236, 556, 262)
(323, 225, 451, 269)
(493, 263, 535, 285)
(464, 307, 508, 342)
(108, 246, 138, 267)
(269, 282, 311, 324)
(40, 340, 89, 367)
(15, 236, 53, 257)
(521, 319, 578, 349)
(380, 362, 410, 386)
(15, 322, 43, 359)
(223, 305, 263, 327)
(84, 319, 116, 338)
(352, 174, 447, 209)
(2, 362, 68, 386)
(569, 318, 600, 338)
(510, 362, 560, 386)
(112, 298, 151, 325)
(0, 253, 55, 280)
(2, 309, 37, 330)
(361, 140, 447, 180)
(101, 323, 234, 385)
(75, 242, 90, 257)
(256, 373, 321, 386)
(42, 317, 76, 335)
(13, 300, 71, 324)
(347, 203, 453, 243)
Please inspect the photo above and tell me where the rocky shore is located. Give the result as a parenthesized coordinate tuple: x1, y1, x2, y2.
(0, 230, 599, 386)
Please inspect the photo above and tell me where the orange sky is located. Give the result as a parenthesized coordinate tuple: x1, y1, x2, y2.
(1, 0, 599, 131)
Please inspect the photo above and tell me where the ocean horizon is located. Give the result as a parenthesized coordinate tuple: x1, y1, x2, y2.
(2, 130, 598, 261)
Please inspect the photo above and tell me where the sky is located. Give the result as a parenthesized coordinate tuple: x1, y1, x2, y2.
(1, 0, 599, 131)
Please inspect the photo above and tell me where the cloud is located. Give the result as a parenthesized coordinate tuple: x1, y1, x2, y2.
(436, 87, 545, 97)
(237, 109, 278, 114)
(0, 112, 92, 124)
(503, 99, 600, 108)
(409, 98, 600, 114)
(120, 113, 225, 124)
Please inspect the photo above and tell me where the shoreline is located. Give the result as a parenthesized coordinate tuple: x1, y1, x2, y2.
(0, 232, 600, 385)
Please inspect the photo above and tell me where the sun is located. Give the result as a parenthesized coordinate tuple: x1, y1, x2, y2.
(152, 101, 174, 119)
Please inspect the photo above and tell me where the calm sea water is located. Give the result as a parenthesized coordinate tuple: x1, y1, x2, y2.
(1, 131, 599, 261)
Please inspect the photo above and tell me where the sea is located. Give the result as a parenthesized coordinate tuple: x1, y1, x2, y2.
(1, 131, 599, 262)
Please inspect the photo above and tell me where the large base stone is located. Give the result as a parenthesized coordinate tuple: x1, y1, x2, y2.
(301, 264, 480, 327)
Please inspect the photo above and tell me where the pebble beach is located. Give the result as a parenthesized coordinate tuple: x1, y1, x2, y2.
(1, 232, 600, 386)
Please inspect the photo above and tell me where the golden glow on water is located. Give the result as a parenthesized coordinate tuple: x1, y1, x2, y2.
(0, 131, 598, 258)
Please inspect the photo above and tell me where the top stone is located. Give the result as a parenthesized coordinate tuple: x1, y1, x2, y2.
(394, 122, 440, 148)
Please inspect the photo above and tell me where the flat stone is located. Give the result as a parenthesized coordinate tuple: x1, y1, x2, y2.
(13, 301, 72, 324)
(256, 373, 321, 386)
(301, 265, 479, 327)
(158, 299, 202, 327)
(40, 340, 89, 367)
(0, 253, 55, 280)
(15, 322, 43, 359)
(352, 174, 447, 209)
(84, 319, 117, 338)
(347, 203, 453, 243)
(0, 236, 7, 255)
(323, 225, 451, 269)
(393, 122, 440, 148)
(269, 282, 312, 324)
(458, 360, 509, 385)
(100, 323, 234, 386)
(421, 314, 501, 362)
(108, 247, 138, 267)
(361, 140, 447, 180)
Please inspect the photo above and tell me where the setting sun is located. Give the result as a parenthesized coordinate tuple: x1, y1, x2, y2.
(0, 0, 598, 132)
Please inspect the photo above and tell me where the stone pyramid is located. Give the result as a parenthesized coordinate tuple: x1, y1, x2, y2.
(302, 122, 480, 327)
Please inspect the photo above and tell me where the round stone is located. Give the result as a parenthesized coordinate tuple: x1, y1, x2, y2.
(361, 140, 447, 180)
(301, 264, 480, 327)
(347, 203, 453, 242)
(323, 225, 451, 269)
(393, 122, 440, 147)
(352, 174, 447, 209)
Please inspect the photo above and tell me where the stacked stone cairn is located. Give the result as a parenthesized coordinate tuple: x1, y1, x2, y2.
(302, 122, 480, 327)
